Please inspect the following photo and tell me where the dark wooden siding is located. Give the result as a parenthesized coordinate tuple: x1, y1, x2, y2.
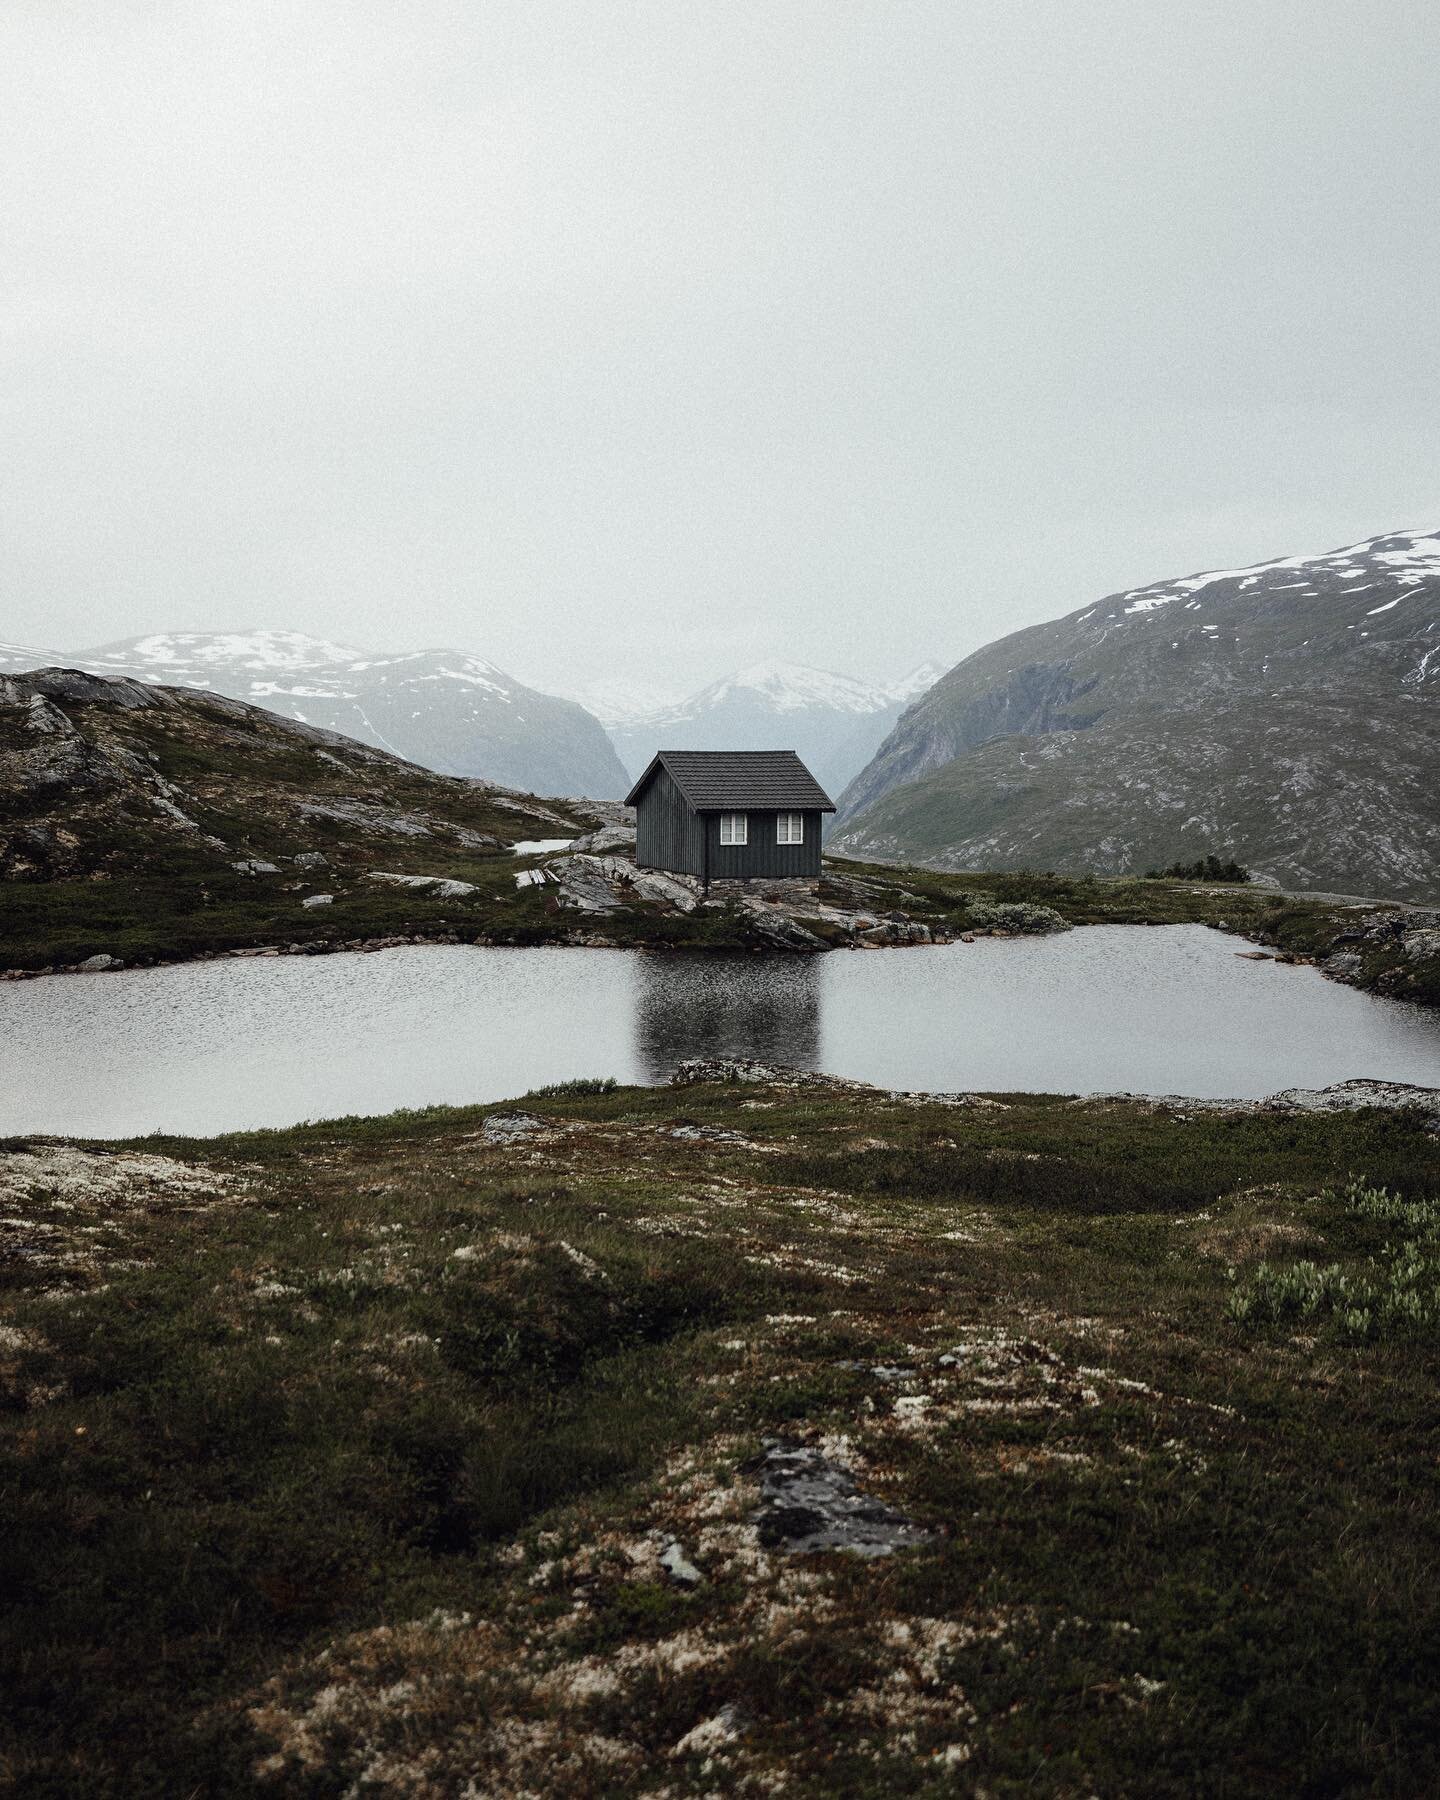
(703, 809, 822, 880)
(635, 766, 704, 876)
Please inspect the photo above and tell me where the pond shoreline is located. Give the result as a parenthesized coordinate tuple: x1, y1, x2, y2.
(0, 911, 1426, 1015)
(4, 856, 1437, 1011)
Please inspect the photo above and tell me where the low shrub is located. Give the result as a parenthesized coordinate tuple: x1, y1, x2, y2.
(524, 1076, 620, 1098)
(1146, 854, 1251, 883)
(1229, 1180, 1440, 1340)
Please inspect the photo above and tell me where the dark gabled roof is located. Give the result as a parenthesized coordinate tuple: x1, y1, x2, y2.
(625, 749, 836, 812)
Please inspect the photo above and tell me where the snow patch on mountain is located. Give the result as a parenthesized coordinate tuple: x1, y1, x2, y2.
(0, 640, 61, 673)
(85, 629, 368, 673)
(1105, 529, 1440, 625)
(13, 630, 628, 797)
(604, 659, 943, 796)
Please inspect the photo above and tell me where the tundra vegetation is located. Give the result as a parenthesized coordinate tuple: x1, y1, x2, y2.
(2, 1072, 1438, 1795)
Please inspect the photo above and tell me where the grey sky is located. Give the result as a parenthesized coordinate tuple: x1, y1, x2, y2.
(3, 1, 1438, 698)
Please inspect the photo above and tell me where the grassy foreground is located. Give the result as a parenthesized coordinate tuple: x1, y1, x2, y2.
(3, 1075, 1439, 1796)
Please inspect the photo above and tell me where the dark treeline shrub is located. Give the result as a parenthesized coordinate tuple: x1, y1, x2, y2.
(1146, 854, 1251, 883)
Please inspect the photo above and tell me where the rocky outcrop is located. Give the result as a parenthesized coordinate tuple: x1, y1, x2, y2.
(368, 871, 479, 900)
(568, 823, 637, 855)
(0, 668, 598, 915)
(524, 851, 1072, 952)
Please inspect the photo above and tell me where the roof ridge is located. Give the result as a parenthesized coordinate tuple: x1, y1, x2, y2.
(625, 747, 836, 811)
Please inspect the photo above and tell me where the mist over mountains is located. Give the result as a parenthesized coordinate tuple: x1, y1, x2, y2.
(833, 529, 1440, 900)
(0, 632, 631, 799)
(602, 661, 944, 798)
(0, 635, 943, 804)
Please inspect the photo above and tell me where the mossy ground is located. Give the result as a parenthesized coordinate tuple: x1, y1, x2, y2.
(3, 1078, 1437, 1795)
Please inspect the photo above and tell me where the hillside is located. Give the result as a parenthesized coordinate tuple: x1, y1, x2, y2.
(4, 1067, 1439, 1792)
(0, 668, 1076, 970)
(833, 531, 1440, 901)
(607, 660, 942, 797)
(2, 631, 629, 799)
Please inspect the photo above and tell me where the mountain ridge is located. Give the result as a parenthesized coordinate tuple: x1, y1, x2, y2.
(0, 629, 630, 798)
(832, 529, 1439, 901)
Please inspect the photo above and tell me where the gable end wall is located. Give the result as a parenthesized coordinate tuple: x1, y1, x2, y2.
(635, 766, 703, 876)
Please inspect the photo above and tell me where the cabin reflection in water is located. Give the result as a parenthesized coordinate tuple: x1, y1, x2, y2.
(631, 953, 821, 1082)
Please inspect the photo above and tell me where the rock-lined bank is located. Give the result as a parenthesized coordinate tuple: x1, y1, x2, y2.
(520, 852, 1071, 951)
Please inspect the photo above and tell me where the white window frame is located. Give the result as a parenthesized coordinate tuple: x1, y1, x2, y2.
(776, 811, 804, 846)
(719, 811, 748, 846)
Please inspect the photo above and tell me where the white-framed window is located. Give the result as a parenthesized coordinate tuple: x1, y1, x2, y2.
(776, 811, 804, 845)
(719, 811, 748, 846)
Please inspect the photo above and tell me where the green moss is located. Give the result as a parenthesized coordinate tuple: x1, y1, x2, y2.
(2, 1082, 1438, 1792)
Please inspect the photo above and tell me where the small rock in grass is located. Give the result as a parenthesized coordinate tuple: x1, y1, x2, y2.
(301, 893, 334, 909)
(660, 1541, 704, 1586)
(748, 1438, 935, 1557)
(481, 1111, 547, 1143)
(671, 1704, 745, 1757)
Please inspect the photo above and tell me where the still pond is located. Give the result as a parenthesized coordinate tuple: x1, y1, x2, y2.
(3, 925, 1439, 1138)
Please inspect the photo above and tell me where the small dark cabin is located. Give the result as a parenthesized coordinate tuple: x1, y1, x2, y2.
(625, 750, 836, 883)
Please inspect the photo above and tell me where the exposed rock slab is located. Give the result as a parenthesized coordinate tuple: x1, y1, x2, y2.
(748, 1439, 935, 1557)
(368, 871, 479, 900)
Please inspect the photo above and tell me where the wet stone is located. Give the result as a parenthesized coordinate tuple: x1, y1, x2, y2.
(748, 1439, 935, 1558)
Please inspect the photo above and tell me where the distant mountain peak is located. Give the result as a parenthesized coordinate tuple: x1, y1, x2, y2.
(604, 657, 944, 795)
(85, 629, 373, 673)
(691, 661, 895, 716)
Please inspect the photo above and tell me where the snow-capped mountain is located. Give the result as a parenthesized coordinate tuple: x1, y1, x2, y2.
(551, 676, 690, 729)
(7, 630, 629, 798)
(606, 659, 942, 797)
(833, 528, 1440, 899)
(0, 640, 62, 673)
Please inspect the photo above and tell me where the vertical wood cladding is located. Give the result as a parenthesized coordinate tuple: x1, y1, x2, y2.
(635, 765, 704, 876)
(702, 809, 823, 880)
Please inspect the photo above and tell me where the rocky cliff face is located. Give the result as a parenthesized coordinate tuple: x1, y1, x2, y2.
(833, 531, 1440, 900)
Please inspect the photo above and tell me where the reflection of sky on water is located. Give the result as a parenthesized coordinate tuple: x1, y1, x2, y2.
(2, 927, 1438, 1137)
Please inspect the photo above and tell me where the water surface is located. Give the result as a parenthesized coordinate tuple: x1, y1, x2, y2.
(2, 926, 1437, 1137)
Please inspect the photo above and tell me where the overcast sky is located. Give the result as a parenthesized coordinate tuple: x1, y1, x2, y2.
(3, 2, 1438, 700)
